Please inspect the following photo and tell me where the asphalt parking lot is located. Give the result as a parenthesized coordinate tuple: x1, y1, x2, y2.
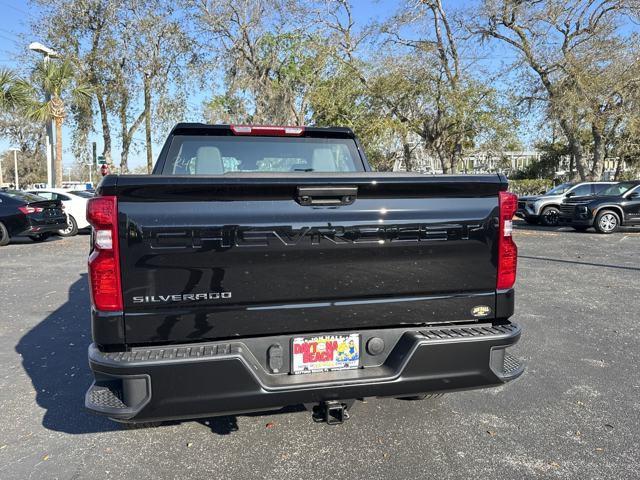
(1, 224, 639, 479)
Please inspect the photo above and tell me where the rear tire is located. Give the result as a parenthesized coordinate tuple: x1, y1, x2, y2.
(594, 210, 620, 234)
(540, 206, 560, 226)
(0, 222, 9, 246)
(57, 215, 78, 237)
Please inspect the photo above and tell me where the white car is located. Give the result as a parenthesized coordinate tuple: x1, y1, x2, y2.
(26, 188, 92, 236)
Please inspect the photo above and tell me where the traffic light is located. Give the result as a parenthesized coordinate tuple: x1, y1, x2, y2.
(100, 164, 109, 176)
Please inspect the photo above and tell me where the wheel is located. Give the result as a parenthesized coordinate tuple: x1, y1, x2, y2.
(540, 206, 560, 226)
(57, 215, 78, 237)
(29, 232, 52, 242)
(572, 226, 589, 232)
(524, 217, 538, 225)
(594, 210, 620, 234)
(0, 222, 10, 247)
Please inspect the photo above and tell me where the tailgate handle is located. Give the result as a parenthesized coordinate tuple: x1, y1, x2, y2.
(297, 186, 357, 206)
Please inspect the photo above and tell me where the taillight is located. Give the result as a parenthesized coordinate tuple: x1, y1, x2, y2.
(87, 196, 122, 311)
(18, 205, 44, 214)
(497, 191, 518, 290)
(230, 125, 305, 136)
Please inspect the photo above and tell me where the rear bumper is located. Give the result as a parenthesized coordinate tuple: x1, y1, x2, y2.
(516, 210, 538, 221)
(558, 205, 594, 226)
(86, 323, 524, 422)
(18, 214, 67, 235)
(516, 202, 538, 220)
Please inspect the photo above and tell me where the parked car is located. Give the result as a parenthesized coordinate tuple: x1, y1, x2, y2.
(560, 180, 640, 233)
(516, 182, 615, 226)
(26, 188, 91, 237)
(62, 181, 94, 191)
(0, 190, 67, 246)
(68, 190, 95, 199)
(84, 123, 523, 426)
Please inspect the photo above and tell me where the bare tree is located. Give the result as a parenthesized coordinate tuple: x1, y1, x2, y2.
(0, 110, 48, 186)
(372, 0, 519, 173)
(193, 0, 327, 125)
(473, 0, 634, 180)
(124, 0, 195, 172)
(34, 0, 194, 174)
(33, 0, 121, 165)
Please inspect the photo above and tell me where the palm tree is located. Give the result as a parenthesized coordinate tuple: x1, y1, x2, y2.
(0, 68, 28, 112)
(17, 60, 91, 186)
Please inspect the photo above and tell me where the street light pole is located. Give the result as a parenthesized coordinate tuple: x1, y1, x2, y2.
(10, 148, 19, 188)
(87, 162, 93, 185)
(28, 42, 59, 188)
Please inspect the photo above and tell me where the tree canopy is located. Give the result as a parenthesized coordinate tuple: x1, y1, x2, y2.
(1, 0, 638, 183)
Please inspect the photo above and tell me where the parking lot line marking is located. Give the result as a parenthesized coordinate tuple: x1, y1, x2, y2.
(519, 255, 640, 272)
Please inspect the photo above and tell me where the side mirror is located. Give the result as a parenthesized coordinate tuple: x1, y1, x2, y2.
(565, 192, 575, 198)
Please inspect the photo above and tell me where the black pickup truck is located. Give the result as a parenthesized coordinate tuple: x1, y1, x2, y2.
(84, 123, 523, 425)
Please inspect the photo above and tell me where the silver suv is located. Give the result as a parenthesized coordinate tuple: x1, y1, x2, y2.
(516, 182, 616, 226)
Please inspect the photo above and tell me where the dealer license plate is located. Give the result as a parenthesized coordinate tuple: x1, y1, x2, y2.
(292, 334, 360, 374)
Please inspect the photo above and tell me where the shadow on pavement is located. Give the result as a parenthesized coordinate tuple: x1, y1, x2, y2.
(199, 416, 240, 435)
(203, 405, 308, 435)
(16, 273, 306, 435)
(9, 231, 90, 246)
(9, 235, 64, 245)
(15, 274, 119, 434)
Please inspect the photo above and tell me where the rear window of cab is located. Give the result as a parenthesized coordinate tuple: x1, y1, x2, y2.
(161, 135, 365, 175)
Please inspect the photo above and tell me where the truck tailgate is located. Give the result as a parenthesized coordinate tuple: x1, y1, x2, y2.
(109, 174, 505, 344)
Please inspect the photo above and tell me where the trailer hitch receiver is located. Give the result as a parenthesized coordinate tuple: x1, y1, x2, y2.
(312, 401, 350, 425)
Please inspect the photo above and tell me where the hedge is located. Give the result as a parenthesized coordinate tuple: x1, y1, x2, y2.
(507, 179, 555, 196)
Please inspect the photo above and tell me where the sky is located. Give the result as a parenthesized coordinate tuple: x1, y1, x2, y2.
(0, 0, 167, 171)
(0, 0, 511, 174)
